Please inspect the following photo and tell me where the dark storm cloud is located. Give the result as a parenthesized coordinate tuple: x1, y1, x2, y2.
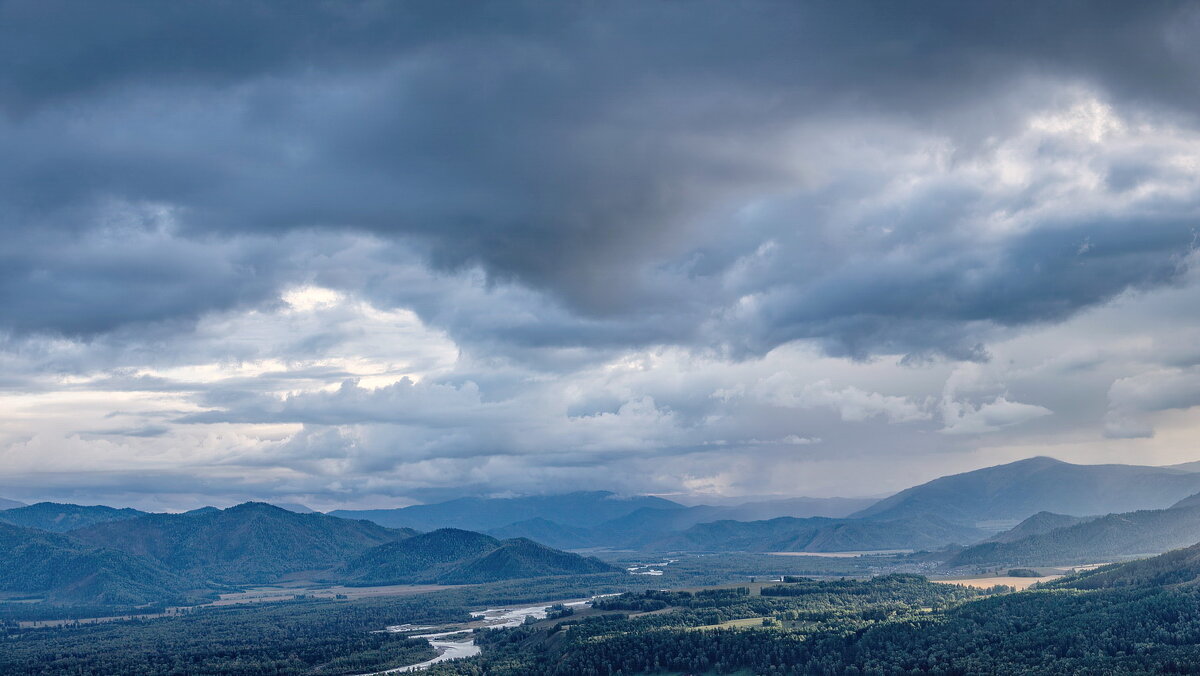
(3, 0, 1200, 358)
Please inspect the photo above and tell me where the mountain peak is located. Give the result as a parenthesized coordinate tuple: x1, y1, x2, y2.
(1012, 456, 1067, 466)
(223, 501, 291, 513)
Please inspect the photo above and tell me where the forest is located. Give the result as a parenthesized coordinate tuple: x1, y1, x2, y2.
(422, 574, 1200, 675)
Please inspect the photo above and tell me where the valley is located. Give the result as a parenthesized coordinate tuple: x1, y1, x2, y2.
(9, 456, 1200, 673)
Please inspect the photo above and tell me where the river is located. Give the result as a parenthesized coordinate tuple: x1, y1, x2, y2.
(360, 595, 612, 674)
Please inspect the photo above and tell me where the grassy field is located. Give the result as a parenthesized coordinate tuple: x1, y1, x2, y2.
(688, 616, 776, 631)
(932, 575, 1059, 590)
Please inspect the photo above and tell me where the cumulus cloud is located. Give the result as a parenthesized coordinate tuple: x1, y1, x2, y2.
(940, 396, 1053, 435)
(1105, 367, 1200, 438)
(756, 375, 930, 423)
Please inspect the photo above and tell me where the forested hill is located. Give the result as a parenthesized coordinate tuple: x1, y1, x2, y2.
(1, 504, 628, 606)
(1051, 541, 1200, 590)
(853, 456, 1200, 525)
(339, 528, 619, 585)
(69, 502, 417, 584)
(0, 502, 147, 533)
(950, 503, 1200, 567)
(416, 543, 1200, 675)
(0, 522, 196, 605)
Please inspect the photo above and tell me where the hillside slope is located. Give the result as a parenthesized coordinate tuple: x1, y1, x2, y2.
(983, 511, 1096, 544)
(855, 457, 1200, 525)
(951, 504, 1200, 567)
(0, 502, 147, 533)
(71, 502, 416, 584)
(339, 528, 619, 584)
(1053, 541, 1200, 589)
(0, 522, 195, 605)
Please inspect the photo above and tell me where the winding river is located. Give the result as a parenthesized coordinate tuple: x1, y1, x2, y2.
(361, 596, 610, 674)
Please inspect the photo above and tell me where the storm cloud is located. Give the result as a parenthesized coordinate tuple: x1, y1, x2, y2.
(3, 1, 1200, 508)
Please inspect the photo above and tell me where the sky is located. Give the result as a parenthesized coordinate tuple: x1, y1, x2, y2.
(3, 1, 1200, 511)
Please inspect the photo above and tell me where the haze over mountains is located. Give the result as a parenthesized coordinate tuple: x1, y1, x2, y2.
(328, 492, 691, 531)
(0, 497, 26, 510)
(328, 457, 1200, 555)
(7, 455, 1200, 607)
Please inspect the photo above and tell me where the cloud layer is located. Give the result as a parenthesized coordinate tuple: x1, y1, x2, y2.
(3, 1, 1200, 508)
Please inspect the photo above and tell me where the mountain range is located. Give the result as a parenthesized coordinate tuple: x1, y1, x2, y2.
(69, 502, 418, 584)
(0, 503, 624, 606)
(372, 458, 1200, 554)
(7, 455, 1200, 606)
(853, 456, 1200, 526)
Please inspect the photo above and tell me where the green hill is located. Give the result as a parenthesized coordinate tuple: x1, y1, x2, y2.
(70, 502, 416, 584)
(440, 537, 618, 583)
(0, 502, 147, 533)
(0, 522, 194, 605)
(339, 528, 620, 585)
(1052, 541, 1200, 590)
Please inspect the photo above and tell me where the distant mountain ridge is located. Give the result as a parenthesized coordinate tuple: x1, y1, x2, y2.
(0, 497, 25, 510)
(854, 457, 1200, 525)
(662, 514, 985, 553)
(329, 491, 684, 531)
(0, 502, 147, 533)
(70, 502, 417, 584)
